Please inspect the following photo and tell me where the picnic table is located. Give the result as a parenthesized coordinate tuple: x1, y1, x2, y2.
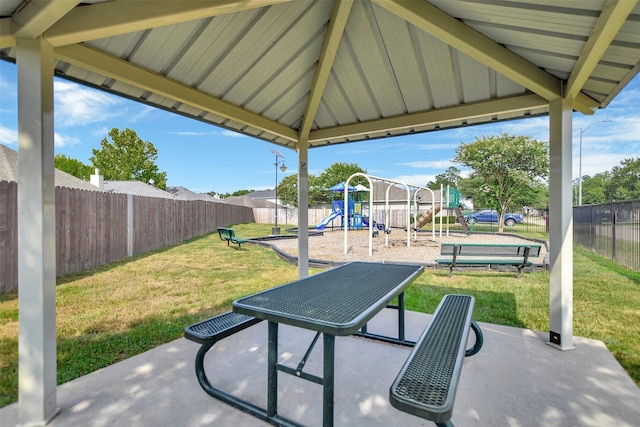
(233, 261, 424, 427)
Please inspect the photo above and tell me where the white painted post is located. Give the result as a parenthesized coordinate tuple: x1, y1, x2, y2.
(16, 37, 59, 425)
(297, 142, 309, 279)
(548, 96, 575, 350)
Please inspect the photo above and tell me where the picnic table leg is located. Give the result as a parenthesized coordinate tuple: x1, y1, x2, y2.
(323, 334, 335, 427)
(268, 321, 278, 418)
(398, 292, 405, 342)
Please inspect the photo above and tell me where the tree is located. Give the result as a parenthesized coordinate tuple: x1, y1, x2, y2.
(605, 157, 640, 201)
(579, 172, 611, 205)
(55, 154, 94, 180)
(277, 174, 300, 207)
(276, 174, 327, 207)
(276, 162, 367, 207)
(315, 162, 368, 204)
(454, 133, 549, 232)
(90, 127, 167, 189)
(427, 166, 461, 190)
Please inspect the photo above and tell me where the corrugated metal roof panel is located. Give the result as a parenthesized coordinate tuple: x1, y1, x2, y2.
(2, 0, 639, 148)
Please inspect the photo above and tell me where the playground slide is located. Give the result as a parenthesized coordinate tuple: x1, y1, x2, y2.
(315, 211, 341, 230)
(413, 205, 441, 230)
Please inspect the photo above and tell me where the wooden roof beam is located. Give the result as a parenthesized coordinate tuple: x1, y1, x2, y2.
(372, 0, 562, 101)
(0, 0, 80, 48)
(44, 0, 293, 47)
(56, 44, 299, 142)
(298, 0, 353, 146)
(566, 0, 638, 103)
(308, 93, 547, 143)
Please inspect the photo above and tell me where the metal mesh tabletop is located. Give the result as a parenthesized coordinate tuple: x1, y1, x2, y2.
(233, 262, 423, 335)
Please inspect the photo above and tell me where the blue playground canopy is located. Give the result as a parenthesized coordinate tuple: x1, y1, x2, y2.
(328, 182, 356, 192)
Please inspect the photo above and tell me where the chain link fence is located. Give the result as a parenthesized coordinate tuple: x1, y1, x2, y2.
(574, 200, 640, 271)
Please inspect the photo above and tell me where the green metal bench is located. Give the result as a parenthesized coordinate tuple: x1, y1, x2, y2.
(390, 294, 483, 427)
(436, 242, 542, 278)
(184, 312, 263, 407)
(217, 227, 248, 248)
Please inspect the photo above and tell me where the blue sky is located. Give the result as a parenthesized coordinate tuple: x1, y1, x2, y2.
(1, 59, 639, 194)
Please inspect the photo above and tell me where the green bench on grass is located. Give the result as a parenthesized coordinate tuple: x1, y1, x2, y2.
(217, 227, 248, 248)
(436, 242, 542, 278)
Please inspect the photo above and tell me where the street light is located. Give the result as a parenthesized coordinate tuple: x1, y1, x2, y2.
(270, 148, 287, 235)
(578, 119, 611, 206)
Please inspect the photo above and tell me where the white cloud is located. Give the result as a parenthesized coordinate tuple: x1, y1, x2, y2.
(413, 142, 460, 150)
(54, 81, 123, 127)
(0, 125, 18, 145)
(54, 132, 80, 148)
(575, 152, 637, 179)
(389, 174, 436, 187)
(128, 105, 155, 123)
(222, 130, 246, 138)
(398, 160, 453, 169)
(603, 116, 640, 143)
(92, 126, 111, 138)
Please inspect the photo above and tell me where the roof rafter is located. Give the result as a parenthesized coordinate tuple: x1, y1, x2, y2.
(0, 18, 17, 48)
(298, 0, 353, 146)
(55, 44, 299, 143)
(372, 0, 562, 101)
(44, 0, 292, 47)
(308, 93, 547, 144)
(0, 0, 80, 48)
(14, 0, 80, 40)
(565, 0, 638, 101)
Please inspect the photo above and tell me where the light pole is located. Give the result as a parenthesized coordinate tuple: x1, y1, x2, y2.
(578, 119, 610, 206)
(270, 148, 287, 235)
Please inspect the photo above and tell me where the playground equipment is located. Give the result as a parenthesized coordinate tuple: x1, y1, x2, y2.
(412, 187, 437, 242)
(412, 204, 441, 230)
(440, 186, 472, 235)
(338, 174, 466, 257)
(343, 173, 440, 256)
(315, 182, 366, 231)
(315, 211, 341, 231)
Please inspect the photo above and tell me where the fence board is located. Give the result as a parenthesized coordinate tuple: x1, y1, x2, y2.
(1, 184, 254, 292)
(0, 182, 17, 292)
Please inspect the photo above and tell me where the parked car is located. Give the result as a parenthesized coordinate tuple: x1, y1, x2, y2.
(465, 209, 524, 226)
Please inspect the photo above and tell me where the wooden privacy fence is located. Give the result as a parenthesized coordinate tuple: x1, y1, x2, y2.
(0, 182, 254, 292)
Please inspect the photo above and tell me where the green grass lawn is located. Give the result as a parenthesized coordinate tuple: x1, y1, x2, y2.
(1, 223, 638, 407)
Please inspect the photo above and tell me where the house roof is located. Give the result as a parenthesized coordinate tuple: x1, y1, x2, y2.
(102, 180, 175, 199)
(224, 194, 276, 208)
(167, 186, 225, 202)
(246, 189, 276, 200)
(0, 143, 103, 191)
(1, 1, 638, 150)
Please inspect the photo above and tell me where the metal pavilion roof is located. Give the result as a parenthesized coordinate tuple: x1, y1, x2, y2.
(3, 3, 640, 424)
(1, 0, 639, 151)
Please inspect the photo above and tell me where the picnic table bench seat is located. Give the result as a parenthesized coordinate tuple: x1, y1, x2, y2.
(217, 227, 248, 248)
(390, 294, 483, 427)
(436, 242, 542, 278)
(184, 312, 263, 406)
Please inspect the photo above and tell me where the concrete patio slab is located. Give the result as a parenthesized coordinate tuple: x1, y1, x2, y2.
(2, 310, 638, 426)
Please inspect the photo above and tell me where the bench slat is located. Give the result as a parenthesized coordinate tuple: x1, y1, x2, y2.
(185, 312, 261, 345)
(436, 258, 532, 266)
(440, 243, 541, 257)
(217, 227, 248, 247)
(438, 243, 541, 277)
(390, 294, 475, 424)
